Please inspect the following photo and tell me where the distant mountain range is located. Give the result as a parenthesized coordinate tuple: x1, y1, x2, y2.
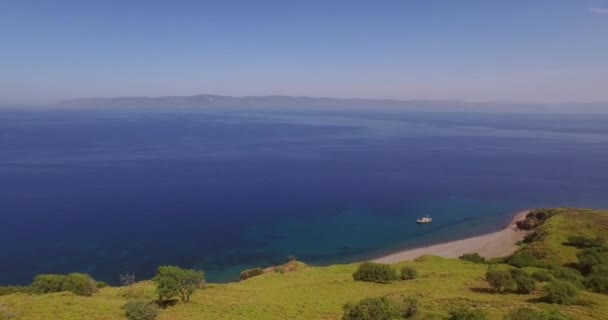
(57, 94, 608, 113)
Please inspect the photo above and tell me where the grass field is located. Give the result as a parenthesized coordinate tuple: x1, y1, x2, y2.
(1, 208, 607, 320)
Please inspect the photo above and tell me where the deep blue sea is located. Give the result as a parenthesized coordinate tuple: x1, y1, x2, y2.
(1, 108, 608, 285)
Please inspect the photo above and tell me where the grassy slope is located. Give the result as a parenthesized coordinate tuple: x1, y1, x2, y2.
(2, 208, 608, 320)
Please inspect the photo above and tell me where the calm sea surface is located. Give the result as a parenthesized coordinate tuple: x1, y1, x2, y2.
(1, 108, 608, 284)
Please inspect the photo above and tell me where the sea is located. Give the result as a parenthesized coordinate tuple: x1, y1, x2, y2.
(1, 107, 608, 285)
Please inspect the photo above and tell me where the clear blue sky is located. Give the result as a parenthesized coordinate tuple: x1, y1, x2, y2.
(1, 0, 607, 105)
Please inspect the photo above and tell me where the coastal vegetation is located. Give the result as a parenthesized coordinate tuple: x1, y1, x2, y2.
(0, 208, 607, 319)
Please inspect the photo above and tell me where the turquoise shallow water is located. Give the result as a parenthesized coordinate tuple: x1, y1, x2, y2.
(1, 108, 608, 284)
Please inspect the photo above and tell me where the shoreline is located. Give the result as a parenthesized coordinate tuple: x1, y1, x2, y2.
(373, 210, 530, 264)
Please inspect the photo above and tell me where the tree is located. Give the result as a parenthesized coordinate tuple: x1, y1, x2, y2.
(153, 266, 204, 303)
(342, 297, 401, 320)
(124, 300, 159, 320)
(400, 266, 418, 280)
(485, 268, 512, 293)
(543, 281, 578, 305)
(352, 262, 398, 283)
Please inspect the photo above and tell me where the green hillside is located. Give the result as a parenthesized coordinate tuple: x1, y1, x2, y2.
(1, 208, 607, 320)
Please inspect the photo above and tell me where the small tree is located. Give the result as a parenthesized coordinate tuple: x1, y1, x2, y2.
(485, 268, 512, 293)
(400, 266, 418, 280)
(342, 297, 401, 320)
(124, 300, 159, 320)
(153, 266, 204, 303)
(543, 281, 578, 305)
(449, 307, 487, 320)
(352, 262, 398, 283)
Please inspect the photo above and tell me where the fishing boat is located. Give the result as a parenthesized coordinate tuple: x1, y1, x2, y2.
(416, 214, 432, 224)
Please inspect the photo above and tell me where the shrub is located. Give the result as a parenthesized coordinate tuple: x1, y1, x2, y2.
(402, 296, 419, 318)
(352, 262, 398, 283)
(0, 286, 30, 296)
(400, 266, 418, 280)
(576, 247, 608, 275)
(240, 268, 264, 281)
(342, 297, 401, 320)
(566, 235, 603, 248)
(516, 209, 554, 230)
(124, 300, 159, 320)
(153, 266, 204, 303)
(485, 268, 512, 293)
(531, 271, 553, 282)
(449, 307, 487, 320)
(61, 273, 98, 296)
(96, 281, 109, 288)
(584, 274, 608, 293)
(506, 252, 539, 268)
(584, 265, 608, 293)
(510, 269, 536, 294)
(31, 274, 66, 294)
(503, 307, 570, 320)
(459, 253, 486, 264)
(543, 281, 578, 305)
(550, 267, 583, 288)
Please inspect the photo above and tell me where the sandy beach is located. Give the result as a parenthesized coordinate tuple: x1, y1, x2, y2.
(373, 210, 530, 264)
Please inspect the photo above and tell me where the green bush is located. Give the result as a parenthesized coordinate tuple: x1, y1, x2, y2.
(485, 267, 512, 293)
(96, 281, 109, 288)
(449, 307, 487, 320)
(400, 266, 418, 280)
(531, 271, 554, 282)
(510, 269, 536, 294)
(342, 297, 401, 320)
(0, 286, 30, 296)
(352, 262, 398, 284)
(550, 267, 583, 288)
(584, 265, 608, 293)
(503, 307, 570, 320)
(240, 268, 264, 281)
(506, 252, 539, 268)
(124, 300, 159, 320)
(543, 281, 578, 305)
(153, 266, 204, 303)
(459, 253, 486, 264)
(31, 274, 66, 294)
(31, 273, 98, 296)
(61, 273, 98, 296)
(576, 247, 608, 275)
(567, 235, 603, 248)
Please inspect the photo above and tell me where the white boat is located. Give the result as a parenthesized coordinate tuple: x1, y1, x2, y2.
(416, 214, 432, 224)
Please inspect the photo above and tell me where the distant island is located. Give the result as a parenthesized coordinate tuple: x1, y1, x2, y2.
(57, 94, 608, 113)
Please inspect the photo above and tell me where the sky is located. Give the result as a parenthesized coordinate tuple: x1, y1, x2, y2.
(1, 0, 608, 105)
